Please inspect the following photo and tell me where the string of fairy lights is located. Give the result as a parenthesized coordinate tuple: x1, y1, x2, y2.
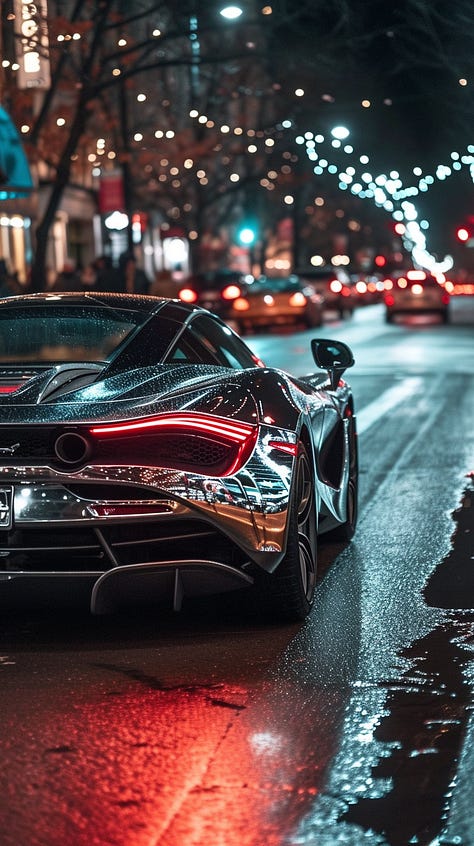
(173, 106, 474, 274)
(7, 13, 472, 274)
(294, 125, 474, 275)
(16, 86, 473, 273)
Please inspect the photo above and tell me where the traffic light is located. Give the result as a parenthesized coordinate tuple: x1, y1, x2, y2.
(456, 226, 470, 242)
(238, 225, 257, 246)
(456, 218, 474, 244)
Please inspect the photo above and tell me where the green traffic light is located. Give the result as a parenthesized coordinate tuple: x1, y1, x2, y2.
(238, 226, 256, 245)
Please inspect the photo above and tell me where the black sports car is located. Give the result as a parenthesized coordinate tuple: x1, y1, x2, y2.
(0, 293, 357, 621)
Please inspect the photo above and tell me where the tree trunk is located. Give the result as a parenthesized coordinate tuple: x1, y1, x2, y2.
(119, 80, 134, 254)
(28, 0, 115, 291)
(29, 95, 90, 291)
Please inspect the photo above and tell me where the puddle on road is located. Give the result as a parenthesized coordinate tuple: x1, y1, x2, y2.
(341, 621, 473, 845)
(424, 487, 473, 609)
(291, 487, 474, 846)
(341, 488, 474, 845)
(343, 487, 474, 845)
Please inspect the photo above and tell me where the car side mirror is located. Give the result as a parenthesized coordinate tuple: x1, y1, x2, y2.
(311, 338, 355, 390)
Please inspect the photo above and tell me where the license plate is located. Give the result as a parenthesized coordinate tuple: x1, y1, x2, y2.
(0, 487, 13, 529)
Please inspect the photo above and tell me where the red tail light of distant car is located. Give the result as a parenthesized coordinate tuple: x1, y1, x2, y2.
(288, 291, 307, 308)
(178, 287, 198, 303)
(221, 284, 242, 300)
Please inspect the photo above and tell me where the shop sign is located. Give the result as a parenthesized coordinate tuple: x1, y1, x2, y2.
(14, 0, 51, 90)
(0, 106, 33, 197)
(98, 171, 125, 214)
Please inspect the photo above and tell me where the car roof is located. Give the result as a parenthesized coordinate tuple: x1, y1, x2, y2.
(0, 291, 194, 315)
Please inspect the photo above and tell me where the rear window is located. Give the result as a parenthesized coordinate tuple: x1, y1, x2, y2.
(0, 305, 143, 364)
(252, 276, 302, 292)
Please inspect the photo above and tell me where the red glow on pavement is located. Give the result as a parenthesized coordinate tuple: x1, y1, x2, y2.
(2, 675, 342, 846)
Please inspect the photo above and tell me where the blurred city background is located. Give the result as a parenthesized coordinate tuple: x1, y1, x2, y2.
(0, 0, 472, 296)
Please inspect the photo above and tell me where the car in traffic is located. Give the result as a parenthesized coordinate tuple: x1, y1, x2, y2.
(349, 272, 385, 305)
(177, 269, 251, 327)
(384, 269, 450, 322)
(446, 269, 474, 297)
(298, 266, 355, 317)
(0, 292, 357, 621)
(235, 274, 324, 332)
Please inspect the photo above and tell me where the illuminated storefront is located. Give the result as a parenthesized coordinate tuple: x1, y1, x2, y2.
(0, 106, 34, 284)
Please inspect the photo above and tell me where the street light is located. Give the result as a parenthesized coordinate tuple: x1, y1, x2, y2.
(219, 5, 243, 19)
(331, 126, 350, 140)
(238, 223, 257, 274)
(190, 5, 243, 98)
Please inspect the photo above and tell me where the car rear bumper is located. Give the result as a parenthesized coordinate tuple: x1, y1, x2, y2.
(385, 305, 449, 318)
(0, 559, 255, 613)
(0, 425, 298, 608)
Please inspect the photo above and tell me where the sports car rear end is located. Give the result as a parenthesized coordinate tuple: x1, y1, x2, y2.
(0, 293, 357, 620)
(0, 294, 299, 612)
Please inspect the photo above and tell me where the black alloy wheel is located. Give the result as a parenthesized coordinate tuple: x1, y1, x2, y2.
(258, 441, 317, 621)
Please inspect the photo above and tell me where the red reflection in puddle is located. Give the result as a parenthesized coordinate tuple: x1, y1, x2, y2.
(2, 680, 344, 846)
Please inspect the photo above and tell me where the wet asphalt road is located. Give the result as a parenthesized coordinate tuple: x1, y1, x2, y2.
(0, 299, 473, 846)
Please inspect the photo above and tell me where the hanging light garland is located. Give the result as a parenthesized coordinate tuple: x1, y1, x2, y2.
(139, 99, 474, 273)
(295, 126, 474, 274)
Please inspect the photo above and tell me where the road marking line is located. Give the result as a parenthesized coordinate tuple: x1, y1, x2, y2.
(357, 377, 422, 435)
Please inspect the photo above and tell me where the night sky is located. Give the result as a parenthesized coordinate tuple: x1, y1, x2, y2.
(268, 0, 474, 252)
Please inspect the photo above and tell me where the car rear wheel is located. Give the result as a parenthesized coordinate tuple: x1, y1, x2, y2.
(257, 442, 317, 621)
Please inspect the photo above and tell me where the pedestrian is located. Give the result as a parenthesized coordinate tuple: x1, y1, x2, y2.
(117, 252, 150, 294)
(0, 259, 20, 297)
(53, 259, 82, 292)
(80, 262, 98, 290)
(93, 255, 121, 292)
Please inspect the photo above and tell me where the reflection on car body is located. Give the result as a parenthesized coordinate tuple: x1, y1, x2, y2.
(0, 292, 358, 622)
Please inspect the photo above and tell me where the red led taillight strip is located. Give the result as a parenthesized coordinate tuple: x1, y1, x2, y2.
(88, 412, 257, 477)
(0, 384, 23, 393)
(89, 412, 255, 444)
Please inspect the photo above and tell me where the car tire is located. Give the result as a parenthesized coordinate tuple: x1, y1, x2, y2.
(257, 442, 317, 621)
(385, 311, 394, 323)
